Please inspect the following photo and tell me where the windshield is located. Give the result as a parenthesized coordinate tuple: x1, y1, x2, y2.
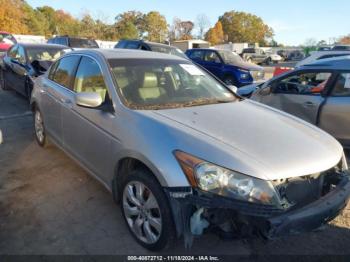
(69, 38, 99, 48)
(218, 50, 245, 64)
(149, 44, 188, 59)
(27, 47, 68, 62)
(0, 33, 16, 45)
(109, 59, 237, 110)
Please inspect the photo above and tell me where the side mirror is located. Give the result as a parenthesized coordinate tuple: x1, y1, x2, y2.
(227, 85, 238, 93)
(259, 86, 272, 96)
(75, 92, 102, 108)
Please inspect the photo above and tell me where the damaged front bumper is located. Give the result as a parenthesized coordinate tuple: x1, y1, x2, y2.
(165, 175, 350, 246)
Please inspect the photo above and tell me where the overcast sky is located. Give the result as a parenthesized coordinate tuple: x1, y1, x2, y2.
(27, 0, 350, 46)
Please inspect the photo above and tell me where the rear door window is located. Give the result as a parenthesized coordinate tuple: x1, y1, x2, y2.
(204, 51, 221, 63)
(51, 55, 81, 90)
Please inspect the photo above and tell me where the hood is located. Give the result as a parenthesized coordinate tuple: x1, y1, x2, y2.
(152, 100, 343, 180)
(227, 61, 263, 71)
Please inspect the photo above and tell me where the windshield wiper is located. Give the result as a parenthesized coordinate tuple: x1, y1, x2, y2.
(183, 98, 234, 107)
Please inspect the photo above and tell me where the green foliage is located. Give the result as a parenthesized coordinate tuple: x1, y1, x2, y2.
(218, 11, 273, 44)
(205, 21, 224, 45)
(115, 21, 139, 40)
(143, 11, 168, 42)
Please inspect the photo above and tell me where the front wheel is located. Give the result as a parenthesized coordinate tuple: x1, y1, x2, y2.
(34, 108, 49, 147)
(121, 168, 175, 251)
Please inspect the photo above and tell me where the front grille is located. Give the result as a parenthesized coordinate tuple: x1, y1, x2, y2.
(250, 70, 265, 81)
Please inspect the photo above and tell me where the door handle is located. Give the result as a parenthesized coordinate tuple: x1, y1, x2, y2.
(61, 98, 73, 107)
(304, 101, 315, 107)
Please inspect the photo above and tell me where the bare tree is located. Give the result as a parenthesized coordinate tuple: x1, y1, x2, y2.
(196, 14, 210, 39)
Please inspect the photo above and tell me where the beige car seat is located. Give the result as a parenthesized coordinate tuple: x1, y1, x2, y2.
(138, 72, 166, 101)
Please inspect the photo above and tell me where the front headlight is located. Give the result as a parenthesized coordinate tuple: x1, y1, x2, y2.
(174, 151, 282, 206)
(238, 69, 250, 80)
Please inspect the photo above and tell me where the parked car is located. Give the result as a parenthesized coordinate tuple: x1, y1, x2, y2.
(115, 39, 187, 59)
(285, 50, 305, 61)
(0, 43, 69, 99)
(241, 48, 279, 65)
(317, 46, 332, 51)
(277, 50, 288, 61)
(0, 32, 17, 53)
(295, 50, 350, 67)
(185, 48, 264, 87)
(241, 56, 350, 147)
(48, 36, 99, 49)
(332, 45, 350, 51)
(31, 49, 350, 250)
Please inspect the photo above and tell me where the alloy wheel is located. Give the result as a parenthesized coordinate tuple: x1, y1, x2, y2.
(34, 110, 45, 144)
(123, 181, 162, 244)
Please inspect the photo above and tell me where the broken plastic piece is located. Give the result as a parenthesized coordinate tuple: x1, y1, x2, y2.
(190, 208, 209, 235)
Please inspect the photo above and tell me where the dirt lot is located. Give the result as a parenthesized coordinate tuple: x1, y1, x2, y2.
(0, 89, 350, 256)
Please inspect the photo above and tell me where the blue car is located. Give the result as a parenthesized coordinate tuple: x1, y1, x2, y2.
(185, 48, 265, 87)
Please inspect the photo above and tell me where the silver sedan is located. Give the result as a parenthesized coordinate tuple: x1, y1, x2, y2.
(31, 49, 350, 250)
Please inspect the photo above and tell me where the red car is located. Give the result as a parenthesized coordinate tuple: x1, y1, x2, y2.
(0, 31, 17, 52)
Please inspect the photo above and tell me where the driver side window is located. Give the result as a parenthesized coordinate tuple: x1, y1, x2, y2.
(274, 72, 331, 95)
(204, 51, 221, 63)
(74, 57, 108, 103)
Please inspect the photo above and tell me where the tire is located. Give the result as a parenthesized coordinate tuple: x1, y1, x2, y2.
(121, 168, 176, 251)
(223, 75, 238, 86)
(34, 107, 49, 147)
(0, 69, 10, 90)
(266, 58, 272, 65)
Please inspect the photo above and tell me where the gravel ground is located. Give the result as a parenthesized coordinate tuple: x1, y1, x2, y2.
(0, 89, 349, 257)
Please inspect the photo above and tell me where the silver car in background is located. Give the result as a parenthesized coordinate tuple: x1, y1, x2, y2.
(248, 57, 350, 147)
(31, 49, 350, 250)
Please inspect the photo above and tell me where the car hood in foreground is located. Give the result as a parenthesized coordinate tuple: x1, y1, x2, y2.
(152, 100, 343, 181)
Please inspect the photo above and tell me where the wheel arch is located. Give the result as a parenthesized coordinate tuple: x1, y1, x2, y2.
(112, 154, 168, 203)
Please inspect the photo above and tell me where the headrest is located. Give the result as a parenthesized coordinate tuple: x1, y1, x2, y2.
(142, 72, 158, 88)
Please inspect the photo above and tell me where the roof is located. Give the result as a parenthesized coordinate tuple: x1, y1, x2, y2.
(119, 39, 175, 48)
(18, 43, 68, 49)
(69, 48, 188, 61)
(301, 56, 350, 70)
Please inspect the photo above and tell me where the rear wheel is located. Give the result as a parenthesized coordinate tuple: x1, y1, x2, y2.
(34, 108, 49, 147)
(121, 168, 175, 251)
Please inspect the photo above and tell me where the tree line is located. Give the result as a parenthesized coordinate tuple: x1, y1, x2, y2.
(1, 0, 275, 45)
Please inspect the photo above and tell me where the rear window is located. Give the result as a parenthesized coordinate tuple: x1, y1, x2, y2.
(69, 38, 99, 48)
(317, 54, 349, 60)
(149, 44, 187, 59)
(125, 42, 140, 49)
